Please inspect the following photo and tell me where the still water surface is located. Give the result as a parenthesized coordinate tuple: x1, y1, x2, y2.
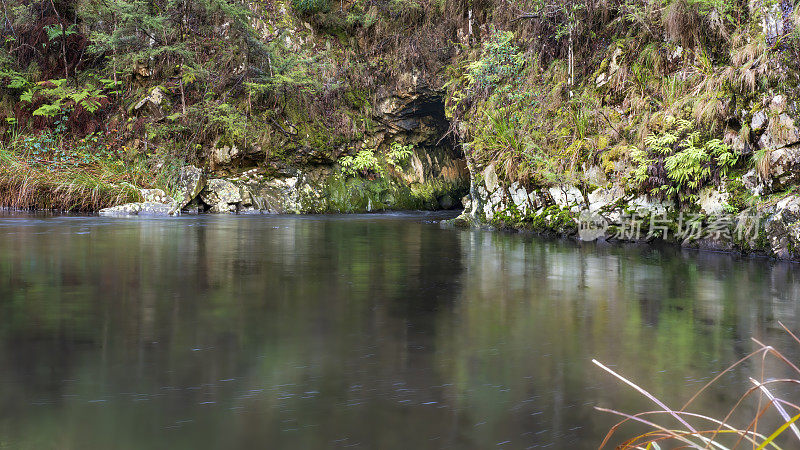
(1, 212, 799, 449)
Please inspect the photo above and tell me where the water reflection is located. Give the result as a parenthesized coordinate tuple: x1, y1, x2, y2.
(0, 214, 798, 448)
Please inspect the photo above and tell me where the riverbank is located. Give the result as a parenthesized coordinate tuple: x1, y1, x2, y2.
(2, 0, 800, 259)
(443, 159, 800, 261)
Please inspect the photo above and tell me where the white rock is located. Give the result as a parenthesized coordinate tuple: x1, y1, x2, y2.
(587, 186, 624, 212)
(698, 187, 731, 216)
(548, 185, 583, 211)
(483, 164, 499, 193)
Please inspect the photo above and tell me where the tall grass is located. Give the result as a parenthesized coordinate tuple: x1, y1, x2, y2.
(595, 323, 800, 449)
(0, 134, 154, 211)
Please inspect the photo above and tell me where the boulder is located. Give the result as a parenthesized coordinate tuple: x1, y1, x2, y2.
(212, 145, 240, 166)
(483, 164, 499, 193)
(628, 195, 673, 215)
(200, 178, 243, 213)
(99, 202, 174, 216)
(742, 168, 763, 196)
(461, 194, 472, 213)
(751, 110, 768, 132)
(242, 171, 328, 214)
(509, 182, 530, 213)
(483, 187, 505, 219)
(758, 113, 800, 150)
(140, 188, 173, 204)
(548, 185, 584, 211)
(133, 86, 165, 120)
(437, 194, 455, 210)
(587, 185, 624, 212)
(173, 165, 206, 212)
(763, 144, 800, 191)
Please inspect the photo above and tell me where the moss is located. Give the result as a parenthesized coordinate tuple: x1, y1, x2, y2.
(724, 176, 751, 213)
(322, 171, 466, 213)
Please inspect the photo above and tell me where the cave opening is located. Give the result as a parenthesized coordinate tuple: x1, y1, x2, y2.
(384, 91, 468, 209)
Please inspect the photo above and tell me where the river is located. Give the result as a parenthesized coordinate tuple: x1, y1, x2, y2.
(1, 212, 798, 448)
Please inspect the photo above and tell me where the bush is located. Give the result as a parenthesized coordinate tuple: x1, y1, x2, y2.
(291, 0, 331, 15)
(465, 29, 524, 96)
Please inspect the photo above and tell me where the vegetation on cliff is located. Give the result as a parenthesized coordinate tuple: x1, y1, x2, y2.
(0, 0, 799, 214)
(447, 0, 799, 204)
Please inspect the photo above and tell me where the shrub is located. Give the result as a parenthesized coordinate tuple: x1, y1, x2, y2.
(465, 29, 524, 96)
(291, 0, 330, 15)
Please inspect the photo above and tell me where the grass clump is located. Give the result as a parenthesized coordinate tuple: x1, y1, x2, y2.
(0, 130, 179, 211)
(596, 322, 800, 449)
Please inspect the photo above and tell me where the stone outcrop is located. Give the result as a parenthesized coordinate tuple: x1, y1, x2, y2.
(101, 138, 469, 217)
(743, 144, 800, 194)
(743, 95, 800, 195)
(174, 165, 206, 212)
(763, 196, 800, 259)
(199, 179, 243, 213)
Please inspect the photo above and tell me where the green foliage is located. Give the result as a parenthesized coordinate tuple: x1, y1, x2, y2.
(629, 116, 738, 201)
(339, 149, 382, 178)
(291, 0, 331, 15)
(339, 143, 416, 178)
(466, 30, 524, 95)
(386, 142, 413, 169)
(44, 24, 77, 42)
(663, 135, 711, 192)
(20, 79, 107, 117)
(204, 102, 249, 145)
(245, 36, 327, 102)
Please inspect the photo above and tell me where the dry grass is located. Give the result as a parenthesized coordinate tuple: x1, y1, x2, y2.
(0, 146, 142, 211)
(596, 322, 800, 449)
(665, 0, 700, 49)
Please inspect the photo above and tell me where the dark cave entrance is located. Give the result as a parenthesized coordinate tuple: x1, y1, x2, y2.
(382, 91, 468, 209)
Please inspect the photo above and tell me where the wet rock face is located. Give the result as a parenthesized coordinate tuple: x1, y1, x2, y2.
(764, 196, 800, 260)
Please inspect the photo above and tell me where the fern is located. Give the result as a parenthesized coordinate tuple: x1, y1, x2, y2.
(665, 146, 710, 190)
(339, 149, 382, 178)
(633, 116, 739, 200)
(32, 103, 63, 117)
(386, 143, 413, 170)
